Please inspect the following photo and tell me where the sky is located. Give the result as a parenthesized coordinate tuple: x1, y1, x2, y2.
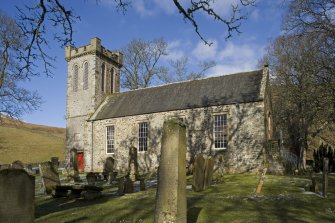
(1, 0, 287, 128)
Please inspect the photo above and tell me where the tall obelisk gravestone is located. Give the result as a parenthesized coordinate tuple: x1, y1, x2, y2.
(155, 119, 187, 223)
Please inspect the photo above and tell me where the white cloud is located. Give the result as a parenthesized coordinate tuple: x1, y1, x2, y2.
(133, 0, 155, 17)
(163, 40, 187, 62)
(211, 0, 241, 17)
(192, 40, 218, 61)
(153, 0, 175, 14)
(207, 41, 264, 76)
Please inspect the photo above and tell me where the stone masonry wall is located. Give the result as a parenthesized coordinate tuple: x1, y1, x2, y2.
(87, 101, 266, 173)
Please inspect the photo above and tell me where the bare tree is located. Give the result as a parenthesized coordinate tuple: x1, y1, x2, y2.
(0, 11, 41, 121)
(160, 57, 216, 83)
(262, 33, 335, 170)
(121, 38, 168, 90)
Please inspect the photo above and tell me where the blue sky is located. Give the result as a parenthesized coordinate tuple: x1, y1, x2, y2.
(2, 0, 286, 128)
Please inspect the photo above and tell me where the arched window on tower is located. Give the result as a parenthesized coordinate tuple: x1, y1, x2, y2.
(73, 65, 78, 92)
(83, 62, 89, 90)
(110, 67, 114, 93)
(101, 63, 105, 92)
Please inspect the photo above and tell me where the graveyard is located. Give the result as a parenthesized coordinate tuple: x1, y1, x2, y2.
(33, 173, 335, 222)
(0, 120, 334, 223)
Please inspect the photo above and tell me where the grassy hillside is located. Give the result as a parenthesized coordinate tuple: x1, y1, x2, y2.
(0, 118, 65, 164)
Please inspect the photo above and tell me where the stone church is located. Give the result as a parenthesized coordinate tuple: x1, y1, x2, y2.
(65, 37, 273, 173)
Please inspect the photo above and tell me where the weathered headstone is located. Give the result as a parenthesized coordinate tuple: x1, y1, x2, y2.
(51, 157, 59, 172)
(0, 169, 35, 223)
(155, 119, 187, 223)
(128, 146, 139, 182)
(86, 172, 97, 185)
(117, 177, 125, 195)
(11, 160, 24, 169)
(124, 177, 134, 194)
(69, 148, 80, 182)
(192, 155, 206, 192)
(39, 161, 61, 194)
(203, 157, 214, 189)
(322, 158, 329, 198)
(103, 157, 115, 184)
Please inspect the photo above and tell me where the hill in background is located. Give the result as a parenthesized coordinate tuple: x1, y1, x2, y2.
(0, 118, 65, 164)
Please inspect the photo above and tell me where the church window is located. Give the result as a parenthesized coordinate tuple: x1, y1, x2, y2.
(83, 62, 89, 90)
(101, 63, 105, 92)
(73, 65, 78, 92)
(213, 114, 228, 149)
(106, 125, 115, 154)
(138, 122, 148, 152)
(110, 68, 114, 93)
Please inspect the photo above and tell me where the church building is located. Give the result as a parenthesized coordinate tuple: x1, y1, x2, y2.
(65, 37, 273, 173)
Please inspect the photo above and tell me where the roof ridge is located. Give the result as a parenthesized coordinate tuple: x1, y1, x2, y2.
(120, 69, 262, 94)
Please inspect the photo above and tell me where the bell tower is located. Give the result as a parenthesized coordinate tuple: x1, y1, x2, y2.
(65, 37, 123, 171)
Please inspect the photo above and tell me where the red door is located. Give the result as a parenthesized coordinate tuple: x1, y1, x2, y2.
(77, 152, 85, 172)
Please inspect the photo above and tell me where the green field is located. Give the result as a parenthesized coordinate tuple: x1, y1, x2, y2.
(35, 174, 335, 223)
(0, 119, 65, 164)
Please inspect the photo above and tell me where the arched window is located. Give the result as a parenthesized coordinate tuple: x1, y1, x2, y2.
(110, 68, 114, 93)
(83, 62, 89, 90)
(101, 63, 105, 92)
(73, 65, 78, 92)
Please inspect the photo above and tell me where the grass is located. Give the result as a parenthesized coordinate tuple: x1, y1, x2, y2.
(35, 174, 335, 223)
(0, 119, 65, 164)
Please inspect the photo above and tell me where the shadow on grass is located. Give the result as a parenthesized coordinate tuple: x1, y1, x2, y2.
(35, 194, 116, 219)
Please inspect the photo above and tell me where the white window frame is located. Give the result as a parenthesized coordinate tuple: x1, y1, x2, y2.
(138, 122, 148, 152)
(213, 114, 228, 150)
(106, 125, 115, 154)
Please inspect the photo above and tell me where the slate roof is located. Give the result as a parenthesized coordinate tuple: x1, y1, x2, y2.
(92, 69, 264, 120)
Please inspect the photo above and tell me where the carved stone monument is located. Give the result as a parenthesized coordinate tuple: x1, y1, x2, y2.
(39, 161, 61, 194)
(51, 157, 59, 172)
(203, 157, 214, 190)
(155, 119, 187, 223)
(69, 148, 80, 182)
(103, 157, 115, 184)
(0, 169, 35, 223)
(192, 155, 206, 192)
(128, 146, 139, 182)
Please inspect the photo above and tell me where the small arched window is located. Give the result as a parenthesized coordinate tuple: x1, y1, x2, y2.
(73, 65, 78, 92)
(83, 62, 89, 90)
(101, 63, 105, 92)
(110, 68, 114, 93)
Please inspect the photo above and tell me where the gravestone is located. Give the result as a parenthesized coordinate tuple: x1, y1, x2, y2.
(128, 146, 139, 182)
(124, 176, 134, 194)
(322, 158, 329, 198)
(39, 161, 61, 194)
(103, 157, 114, 184)
(203, 157, 214, 189)
(192, 155, 206, 192)
(155, 119, 187, 223)
(117, 177, 125, 195)
(51, 157, 59, 172)
(86, 172, 97, 185)
(69, 148, 80, 182)
(0, 169, 35, 223)
(11, 160, 24, 169)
